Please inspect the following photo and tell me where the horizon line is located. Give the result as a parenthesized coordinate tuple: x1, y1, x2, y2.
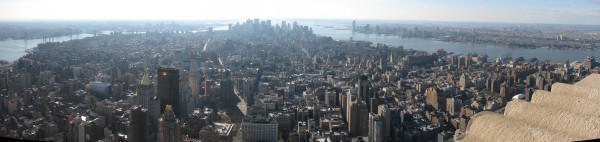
(0, 18, 599, 26)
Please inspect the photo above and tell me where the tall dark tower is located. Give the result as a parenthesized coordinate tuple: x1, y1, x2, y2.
(157, 68, 180, 115)
(358, 75, 372, 110)
(129, 106, 149, 142)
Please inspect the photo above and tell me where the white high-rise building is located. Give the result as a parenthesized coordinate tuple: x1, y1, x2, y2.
(240, 115, 278, 142)
(369, 113, 383, 142)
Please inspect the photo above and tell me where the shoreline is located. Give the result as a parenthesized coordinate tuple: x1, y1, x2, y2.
(354, 32, 598, 51)
(0, 33, 95, 62)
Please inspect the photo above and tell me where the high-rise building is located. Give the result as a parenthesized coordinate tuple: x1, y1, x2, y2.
(346, 91, 354, 123)
(369, 97, 379, 113)
(129, 106, 149, 142)
(426, 87, 446, 111)
(138, 55, 158, 140)
(499, 82, 511, 104)
(157, 105, 182, 142)
(148, 96, 160, 142)
(352, 20, 356, 33)
(368, 113, 383, 142)
(287, 82, 297, 98)
(220, 80, 234, 105)
(348, 97, 369, 137)
(358, 75, 370, 102)
(189, 58, 200, 105)
(582, 56, 597, 69)
(242, 77, 256, 105)
(377, 104, 391, 141)
(67, 114, 102, 142)
(240, 115, 278, 142)
(340, 92, 348, 118)
(446, 97, 462, 115)
(184, 108, 213, 138)
(464, 55, 473, 67)
(135, 67, 155, 112)
(325, 89, 338, 107)
(459, 73, 470, 88)
(157, 68, 181, 116)
(181, 81, 194, 119)
(133, 66, 161, 134)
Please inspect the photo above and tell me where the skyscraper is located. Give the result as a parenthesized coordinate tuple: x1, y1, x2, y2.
(157, 68, 181, 115)
(139, 55, 159, 141)
(220, 80, 234, 105)
(136, 68, 152, 107)
(352, 20, 356, 33)
(426, 87, 446, 111)
(157, 105, 182, 142)
(189, 58, 200, 105)
(67, 114, 102, 142)
(459, 73, 470, 88)
(358, 75, 371, 107)
(378, 104, 391, 141)
(368, 113, 383, 142)
(135, 66, 159, 128)
(129, 106, 149, 142)
(348, 97, 369, 137)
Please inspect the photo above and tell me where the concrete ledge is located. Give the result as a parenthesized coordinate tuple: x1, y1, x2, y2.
(552, 83, 600, 101)
(459, 112, 581, 142)
(505, 100, 600, 139)
(574, 74, 600, 88)
(530, 90, 600, 116)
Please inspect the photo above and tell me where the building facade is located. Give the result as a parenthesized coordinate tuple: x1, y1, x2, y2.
(239, 115, 278, 142)
(157, 105, 182, 142)
(157, 68, 181, 116)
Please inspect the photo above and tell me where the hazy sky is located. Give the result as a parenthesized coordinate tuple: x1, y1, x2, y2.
(1, 0, 600, 25)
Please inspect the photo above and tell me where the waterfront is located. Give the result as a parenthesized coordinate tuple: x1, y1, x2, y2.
(1, 20, 598, 62)
(1, 19, 598, 142)
(0, 34, 94, 61)
(301, 20, 600, 62)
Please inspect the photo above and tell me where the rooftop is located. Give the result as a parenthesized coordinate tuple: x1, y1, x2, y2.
(214, 122, 235, 136)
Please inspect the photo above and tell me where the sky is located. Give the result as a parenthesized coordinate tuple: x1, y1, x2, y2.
(0, 0, 600, 25)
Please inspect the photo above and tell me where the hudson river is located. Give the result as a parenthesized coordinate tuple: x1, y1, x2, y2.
(0, 34, 94, 61)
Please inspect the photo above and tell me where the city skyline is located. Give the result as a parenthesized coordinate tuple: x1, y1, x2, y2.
(0, 17, 599, 142)
(0, 0, 599, 25)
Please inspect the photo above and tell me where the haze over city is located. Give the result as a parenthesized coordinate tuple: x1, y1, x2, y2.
(1, 0, 600, 142)
(0, 0, 600, 25)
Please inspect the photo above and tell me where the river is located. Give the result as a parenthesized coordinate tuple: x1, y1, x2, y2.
(0, 34, 95, 62)
(297, 20, 599, 62)
(1, 20, 598, 62)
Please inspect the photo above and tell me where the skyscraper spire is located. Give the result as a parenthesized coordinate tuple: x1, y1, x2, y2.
(140, 55, 151, 85)
(140, 68, 151, 85)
